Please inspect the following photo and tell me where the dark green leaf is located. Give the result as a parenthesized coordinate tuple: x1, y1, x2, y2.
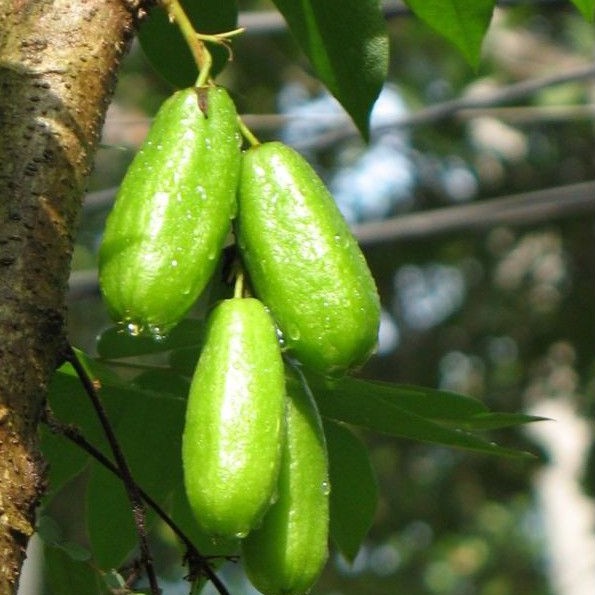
(44, 355, 189, 568)
(37, 515, 63, 545)
(61, 541, 93, 562)
(96, 318, 205, 359)
(138, 0, 239, 88)
(462, 412, 550, 431)
(325, 420, 378, 562)
(168, 346, 202, 377)
(310, 376, 534, 458)
(102, 569, 127, 590)
(40, 427, 89, 498)
(44, 546, 110, 595)
(571, 0, 595, 20)
(308, 375, 545, 433)
(132, 367, 192, 395)
(272, 0, 388, 138)
(308, 374, 487, 422)
(37, 515, 92, 562)
(86, 462, 141, 569)
(405, 0, 495, 67)
(42, 365, 106, 498)
(86, 383, 186, 567)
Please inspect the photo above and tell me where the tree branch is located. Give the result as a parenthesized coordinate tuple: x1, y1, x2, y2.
(354, 180, 595, 245)
(292, 63, 595, 151)
(67, 180, 595, 300)
(0, 1, 145, 592)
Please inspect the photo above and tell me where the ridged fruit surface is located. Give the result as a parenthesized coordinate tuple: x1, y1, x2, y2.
(242, 375, 329, 595)
(182, 298, 286, 539)
(99, 86, 241, 337)
(236, 141, 380, 376)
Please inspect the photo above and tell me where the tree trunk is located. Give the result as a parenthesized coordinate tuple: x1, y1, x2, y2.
(0, 2, 143, 592)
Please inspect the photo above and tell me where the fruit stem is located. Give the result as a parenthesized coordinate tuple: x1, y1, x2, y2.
(161, 0, 245, 87)
(238, 116, 260, 147)
(162, 0, 213, 84)
(233, 270, 245, 299)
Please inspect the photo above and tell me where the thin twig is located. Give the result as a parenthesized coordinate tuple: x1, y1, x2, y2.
(41, 408, 232, 595)
(292, 63, 595, 151)
(455, 104, 595, 124)
(64, 345, 161, 595)
(92, 62, 595, 163)
(69, 180, 595, 299)
(354, 180, 595, 245)
(94, 102, 595, 141)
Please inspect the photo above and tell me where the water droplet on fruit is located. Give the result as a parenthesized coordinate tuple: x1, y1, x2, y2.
(147, 324, 167, 342)
(234, 530, 248, 539)
(321, 480, 331, 496)
(287, 324, 301, 341)
(269, 488, 279, 506)
(125, 322, 141, 337)
(275, 327, 286, 348)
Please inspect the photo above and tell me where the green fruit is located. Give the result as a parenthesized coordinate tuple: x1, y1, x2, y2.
(99, 86, 241, 338)
(182, 297, 286, 539)
(235, 141, 380, 376)
(242, 375, 329, 595)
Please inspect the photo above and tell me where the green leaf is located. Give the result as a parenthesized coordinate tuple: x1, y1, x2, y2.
(40, 426, 89, 498)
(44, 355, 189, 568)
(405, 0, 495, 67)
(101, 569, 127, 590)
(42, 365, 106, 499)
(132, 368, 192, 395)
(37, 515, 64, 545)
(38, 515, 92, 562)
(61, 541, 93, 562)
(571, 0, 595, 20)
(272, 0, 388, 138)
(308, 375, 544, 432)
(325, 420, 378, 562)
(168, 346, 202, 377)
(309, 375, 487, 423)
(44, 546, 110, 595)
(87, 383, 186, 567)
(138, 0, 238, 88)
(87, 462, 139, 569)
(96, 318, 205, 359)
(462, 412, 550, 431)
(309, 376, 534, 458)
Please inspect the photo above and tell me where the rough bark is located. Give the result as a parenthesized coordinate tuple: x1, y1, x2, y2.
(0, 1, 143, 592)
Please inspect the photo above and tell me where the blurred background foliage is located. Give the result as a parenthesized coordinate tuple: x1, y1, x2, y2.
(61, 1, 595, 594)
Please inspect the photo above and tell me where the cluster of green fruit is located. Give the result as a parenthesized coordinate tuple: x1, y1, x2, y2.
(98, 86, 380, 595)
